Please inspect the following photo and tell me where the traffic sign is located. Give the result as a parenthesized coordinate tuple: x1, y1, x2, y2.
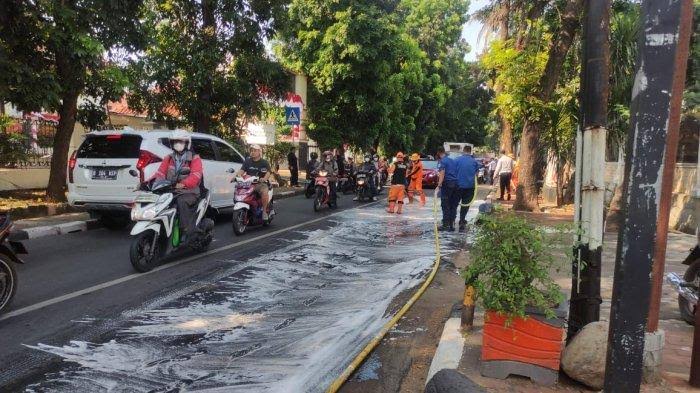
(285, 106, 301, 125)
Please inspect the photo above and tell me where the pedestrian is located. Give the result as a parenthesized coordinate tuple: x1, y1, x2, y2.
(487, 157, 497, 185)
(493, 149, 514, 200)
(407, 153, 425, 206)
(387, 152, 408, 214)
(455, 145, 479, 232)
(287, 149, 299, 187)
(436, 147, 458, 231)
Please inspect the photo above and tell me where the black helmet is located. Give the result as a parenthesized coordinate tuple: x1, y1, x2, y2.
(310, 152, 318, 159)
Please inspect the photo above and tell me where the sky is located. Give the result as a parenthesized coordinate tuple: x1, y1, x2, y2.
(462, 0, 490, 61)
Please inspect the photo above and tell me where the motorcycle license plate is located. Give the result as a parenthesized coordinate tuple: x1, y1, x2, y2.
(92, 168, 118, 180)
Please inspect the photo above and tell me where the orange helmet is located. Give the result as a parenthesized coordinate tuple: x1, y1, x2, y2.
(410, 153, 420, 161)
(396, 151, 404, 159)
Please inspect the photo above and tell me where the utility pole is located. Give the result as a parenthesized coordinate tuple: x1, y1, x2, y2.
(604, 0, 693, 391)
(568, 0, 609, 340)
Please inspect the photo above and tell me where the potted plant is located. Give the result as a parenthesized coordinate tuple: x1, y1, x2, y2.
(463, 210, 567, 386)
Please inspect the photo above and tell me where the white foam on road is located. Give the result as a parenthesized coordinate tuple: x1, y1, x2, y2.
(25, 200, 463, 392)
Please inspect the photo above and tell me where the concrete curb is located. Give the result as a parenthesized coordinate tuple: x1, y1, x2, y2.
(426, 308, 466, 384)
(8, 188, 306, 242)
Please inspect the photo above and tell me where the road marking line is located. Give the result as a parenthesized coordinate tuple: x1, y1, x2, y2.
(0, 201, 379, 323)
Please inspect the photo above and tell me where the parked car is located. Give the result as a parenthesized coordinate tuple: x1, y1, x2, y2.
(67, 129, 245, 229)
(421, 159, 439, 188)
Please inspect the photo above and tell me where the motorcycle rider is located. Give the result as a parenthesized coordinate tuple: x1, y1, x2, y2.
(152, 130, 203, 242)
(353, 154, 379, 201)
(307, 152, 319, 178)
(235, 144, 272, 221)
(387, 152, 408, 214)
(317, 150, 339, 203)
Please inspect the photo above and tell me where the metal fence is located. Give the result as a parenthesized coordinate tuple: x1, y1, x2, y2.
(0, 117, 56, 168)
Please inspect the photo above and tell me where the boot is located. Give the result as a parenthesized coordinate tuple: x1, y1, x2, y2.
(396, 203, 403, 214)
(507, 193, 511, 201)
(419, 193, 426, 206)
(387, 201, 395, 213)
(438, 221, 450, 231)
(458, 221, 466, 232)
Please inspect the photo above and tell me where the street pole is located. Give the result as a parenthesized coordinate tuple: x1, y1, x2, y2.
(604, 0, 692, 391)
(646, 0, 693, 334)
(568, 0, 609, 340)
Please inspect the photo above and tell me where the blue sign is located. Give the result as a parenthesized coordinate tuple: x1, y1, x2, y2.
(285, 106, 301, 125)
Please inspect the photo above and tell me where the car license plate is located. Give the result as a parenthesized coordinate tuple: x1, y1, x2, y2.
(92, 168, 118, 180)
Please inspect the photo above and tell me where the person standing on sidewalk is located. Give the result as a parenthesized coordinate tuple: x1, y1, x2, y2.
(436, 147, 458, 231)
(487, 157, 497, 185)
(493, 150, 514, 201)
(455, 145, 479, 232)
(287, 149, 299, 187)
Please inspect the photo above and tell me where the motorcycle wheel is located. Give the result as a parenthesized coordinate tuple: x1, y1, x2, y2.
(313, 189, 323, 212)
(233, 209, 248, 236)
(130, 230, 161, 273)
(679, 259, 700, 325)
(191, 218, 215, 251)
(0, 254, 17, 312)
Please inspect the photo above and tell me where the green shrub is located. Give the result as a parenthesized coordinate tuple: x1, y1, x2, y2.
(462, 210, 565, 320)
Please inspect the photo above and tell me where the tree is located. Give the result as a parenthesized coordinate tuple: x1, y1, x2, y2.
(128, 0, 290, 135)
(513, 0, 584, 211)
(0, 0, 144, 201)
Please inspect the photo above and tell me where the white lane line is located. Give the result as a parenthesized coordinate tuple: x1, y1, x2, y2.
(0, 202, 379, 323)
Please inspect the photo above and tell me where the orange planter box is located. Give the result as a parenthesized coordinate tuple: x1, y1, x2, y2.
(482, 311, 565, 370)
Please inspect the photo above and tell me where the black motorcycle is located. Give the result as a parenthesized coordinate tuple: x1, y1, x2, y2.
(355, 171, 374, 202)
(338, 174, 356, 195)
(305, 173, 316, 199)
(0, 214, 28, 313)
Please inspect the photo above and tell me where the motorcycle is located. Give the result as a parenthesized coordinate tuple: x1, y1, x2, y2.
(477, 167, 486, 184)
(129, 178, 215, 272)
(667, 235, 700, 325)
(305, 173, 316, 199)
(313, 170, 337, 211)
(355, 171, 374, 202)
(231, 175, 275, 236)
(0, 214, 27, 313)
(338, 174, 356, 195)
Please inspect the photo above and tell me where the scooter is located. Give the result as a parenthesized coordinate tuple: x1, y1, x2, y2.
(0, 214, 27, 313)
(338, 174, 356, 195)
(477, 167, 486, 184)
(313, 170, 337, 211)
(129, 179, 214, 272)
(355, 171, 374, 202)
(667, 234, 700, 325)
(231, 175, 275, 235)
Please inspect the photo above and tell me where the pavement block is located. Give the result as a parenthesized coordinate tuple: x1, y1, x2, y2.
(56, 221, 87, 235)
(23, 225, 60, 239)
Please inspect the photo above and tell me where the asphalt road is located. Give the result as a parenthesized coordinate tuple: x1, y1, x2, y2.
(0, 186, 485, 392)
(1, 191, 379, 389)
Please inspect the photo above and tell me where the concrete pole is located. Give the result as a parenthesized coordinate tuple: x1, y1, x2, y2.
(568, 0, 609, 340)
(604, 0, 692, 391)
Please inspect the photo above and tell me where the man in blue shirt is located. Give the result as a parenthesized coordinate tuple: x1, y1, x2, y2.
(436, 147, 458, 231)
(455, 145, 479, 232)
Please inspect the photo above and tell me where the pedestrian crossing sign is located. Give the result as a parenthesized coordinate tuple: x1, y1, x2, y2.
(285, 106, 301, 125)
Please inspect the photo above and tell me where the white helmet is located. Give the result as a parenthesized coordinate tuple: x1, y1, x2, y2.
(169, 130, 191, 151)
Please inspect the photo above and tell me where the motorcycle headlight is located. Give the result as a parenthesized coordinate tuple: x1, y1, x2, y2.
(357, 180, 365, 185)
(131, 206, 158, 221)
(319, 170, 328, 177)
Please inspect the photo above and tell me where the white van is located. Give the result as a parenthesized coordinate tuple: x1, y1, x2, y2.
(67, 129, 245, 229)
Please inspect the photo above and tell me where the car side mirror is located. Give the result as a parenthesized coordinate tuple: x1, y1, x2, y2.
(227, 168, 236, 173)
(129, 169, 139, 177)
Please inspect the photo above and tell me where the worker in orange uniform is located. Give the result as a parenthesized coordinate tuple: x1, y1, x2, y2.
(387, 152, 408, 214)
(407, 153, 425, 206)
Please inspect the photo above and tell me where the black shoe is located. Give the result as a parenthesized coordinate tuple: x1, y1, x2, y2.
(449, 225, 456, 232)
(507, 194, 511, 201)
(438, 224, 450, 232)
(458, 222, 466, 232)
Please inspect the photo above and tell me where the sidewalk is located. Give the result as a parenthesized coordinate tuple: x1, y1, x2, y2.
(429, 206, 697, 392)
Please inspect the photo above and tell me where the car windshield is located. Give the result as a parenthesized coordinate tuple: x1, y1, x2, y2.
(77, 134, 142, 159)
(421, 160, 438, 169)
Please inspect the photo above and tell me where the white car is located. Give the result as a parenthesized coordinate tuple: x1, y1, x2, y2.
(67, 129, 245, 229)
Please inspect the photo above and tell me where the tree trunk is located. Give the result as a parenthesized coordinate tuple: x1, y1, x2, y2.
(194, 0, 216, 133)
(513, 0, 584, 211)
(46, 89, 79, 202)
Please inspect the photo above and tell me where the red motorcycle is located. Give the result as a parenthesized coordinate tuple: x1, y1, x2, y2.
(232, 175, 276, 235)
(313, 170, 337, 211)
